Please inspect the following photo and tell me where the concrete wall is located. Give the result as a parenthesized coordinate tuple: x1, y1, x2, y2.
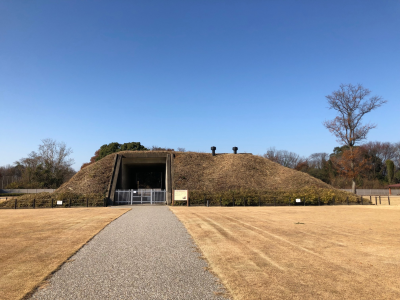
(0, 189, 55, 194)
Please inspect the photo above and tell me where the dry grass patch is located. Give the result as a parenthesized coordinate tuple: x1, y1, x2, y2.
(171, 206, 400, 300)
(0, 208, 130, 300)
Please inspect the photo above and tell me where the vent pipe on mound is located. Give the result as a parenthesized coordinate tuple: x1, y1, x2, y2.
(211, 146, 216, 156)
(232, 147, 238, 154)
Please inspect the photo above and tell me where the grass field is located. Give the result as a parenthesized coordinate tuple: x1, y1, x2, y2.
(0, 208, 130, 300)
(171, 206, 400, 300)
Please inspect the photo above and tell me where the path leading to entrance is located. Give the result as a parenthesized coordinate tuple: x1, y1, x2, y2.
(31, 206, 228, 300)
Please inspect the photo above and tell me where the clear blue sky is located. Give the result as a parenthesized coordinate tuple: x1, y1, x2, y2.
(1, 0, 399, 170)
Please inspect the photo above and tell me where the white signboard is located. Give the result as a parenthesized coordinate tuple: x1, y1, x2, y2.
(57, 200, 63, 205)
(174, 190, 188, 201)
(296, 198, 301, 203)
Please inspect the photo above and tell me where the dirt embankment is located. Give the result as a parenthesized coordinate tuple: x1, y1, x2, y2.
(49, 151, 347, 198)
(173, 152, 332, 192)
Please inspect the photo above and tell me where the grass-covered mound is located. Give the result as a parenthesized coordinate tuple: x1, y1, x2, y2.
(172, 152, 363, 204)
(2, 151, 362, 205)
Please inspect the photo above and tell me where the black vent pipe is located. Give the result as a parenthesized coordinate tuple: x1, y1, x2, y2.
(211, 146, 216, 156)
(232, 147, 238, 154)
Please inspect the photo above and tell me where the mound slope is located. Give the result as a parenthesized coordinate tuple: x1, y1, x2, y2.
(173, 152, 332, 191)
(55, 151, 334, 197)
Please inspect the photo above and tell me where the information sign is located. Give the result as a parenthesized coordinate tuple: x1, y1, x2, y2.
(296, 198, 301, 203)
(173, 190, 189, 206)
(57, 200, 63, 205)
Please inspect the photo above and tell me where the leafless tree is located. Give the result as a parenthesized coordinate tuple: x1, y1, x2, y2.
(12, 139, 75, 188)
(308, 153, 330, 169)
(323, 84, 387, 193)
(177, 147, 186, 152)
(151, 146, 174, 151)
(263, 147, 302, 169)
(38, 138, 74, 174)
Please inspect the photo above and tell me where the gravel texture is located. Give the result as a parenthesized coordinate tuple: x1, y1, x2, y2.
(31, 206, 228, 300)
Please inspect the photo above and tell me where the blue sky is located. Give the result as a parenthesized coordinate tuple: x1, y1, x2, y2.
(1, 0, 399, 170)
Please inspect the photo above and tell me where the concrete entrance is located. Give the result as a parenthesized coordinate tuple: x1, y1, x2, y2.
(107, 152, 173, 205)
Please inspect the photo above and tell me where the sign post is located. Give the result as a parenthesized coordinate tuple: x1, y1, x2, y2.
(173, 190, 189, 206)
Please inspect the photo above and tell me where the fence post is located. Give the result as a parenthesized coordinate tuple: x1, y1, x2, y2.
(14, 199, 17, 209)
(86, 198, 89, 207)
(259, 196, 261, 207)
(375, 197, 377, 205)
(388, 196, 390, 205)
(233, 196, 235, 207)
(104, 198, 107, 207)
(361, 196, 363, 205)
(347, 197, 349, 205)
(304, 197, 305, 206)
(51, 199, 53, 208)
(274, 197, 276, 206)
(318, 197, 320, 206)
(243, 197, 246, 207)
(33, 199, 35, 209)
(69, 199, 71, 208)
(207, 200, 209, 207)
(379, 196, 381, 205)
(332, 196, 335, 205)
(220, 197, 222, 207)
(204, 196, 206, 207)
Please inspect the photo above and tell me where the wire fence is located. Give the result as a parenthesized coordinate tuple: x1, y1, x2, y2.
(174, 195, 381, 207)
(0, 198, 107, 209)
(340, 189, 400, 196)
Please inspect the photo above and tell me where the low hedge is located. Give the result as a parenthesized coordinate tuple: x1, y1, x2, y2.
(0, 198, 106, 209)
(173, 188, 367, 206)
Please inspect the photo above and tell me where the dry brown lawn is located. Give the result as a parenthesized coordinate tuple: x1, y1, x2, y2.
(0, 208, 130, 300)
(171, 206, 400, 300)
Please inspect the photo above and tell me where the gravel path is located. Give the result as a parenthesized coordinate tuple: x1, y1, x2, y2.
(31, 206, 228, 300)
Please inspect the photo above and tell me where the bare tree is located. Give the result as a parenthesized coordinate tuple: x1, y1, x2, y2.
(323, 84, 387, 193)
(14, 139, 75, 188)
(308, 153, 330, 169)
(263, 147, 302, 169)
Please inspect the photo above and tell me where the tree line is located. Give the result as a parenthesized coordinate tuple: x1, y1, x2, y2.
(264, 141, 400, 189)
(0, 139, 76, 189)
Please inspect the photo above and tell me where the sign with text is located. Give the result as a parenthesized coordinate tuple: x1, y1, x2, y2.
(174, 190, 188, 201)
(296, 199, 301, 203)
(173, 190, 189, 206)
(57, 200, 63, 205)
